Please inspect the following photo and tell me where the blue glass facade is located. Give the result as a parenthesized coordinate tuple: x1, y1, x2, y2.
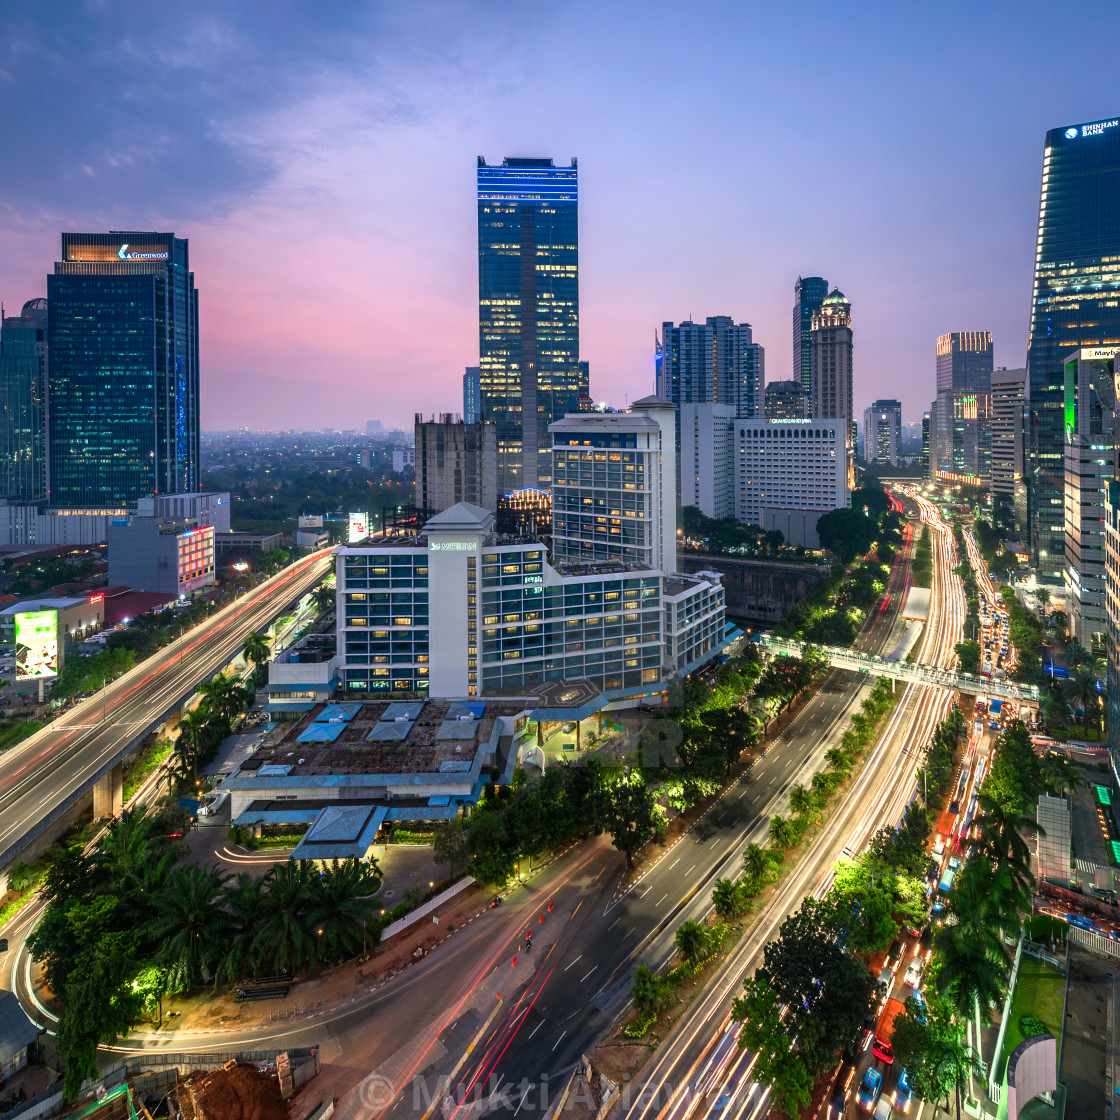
(793, 276, 828, 407)
(47, 232, 199, 508)
(477, 157, 579, 494)
(1026, 119, 1120, 576)
(0, 299, 48, 501)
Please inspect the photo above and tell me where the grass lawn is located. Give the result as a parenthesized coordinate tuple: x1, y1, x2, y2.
(997, 956, 1066, 1081)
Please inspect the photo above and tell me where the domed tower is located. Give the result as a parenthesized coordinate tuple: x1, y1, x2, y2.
(810, 288, 854, 485)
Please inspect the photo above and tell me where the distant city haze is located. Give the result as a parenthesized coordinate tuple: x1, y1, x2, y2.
(1, 2, 1118, 429)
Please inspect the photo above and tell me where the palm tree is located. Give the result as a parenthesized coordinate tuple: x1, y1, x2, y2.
(674, 919, 710, 965)
(631, 963, 671, 1017)
(711, 878, 747, 920)
(1063, 639, 1091, 670)
(933, 919, 1009, 1025)
(94, 807, 155, 885)
(243, 631, 271, 671)
(788, 784, 814, 817)
(310, 585, 336, 615)
(213, 874, 267, 989)
(1059, 665, 1100, 736)
(742, 842, 768, 882)
(1039, 751, 1085, 800)
(768, 814, 797, 849)
(175, 709, 212, 778)
(197, 673, 252, 726)
(310, 858, 382, 961)
(148, 866, 232, 989)
(824, 747, 852, 774)
(974, 794, 1036, 878)
(259, 860, 319, 974)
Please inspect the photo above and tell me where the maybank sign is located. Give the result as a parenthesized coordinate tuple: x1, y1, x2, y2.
(1080, 347, 1120, 360)
(1065, 119, 1119, 140)
(118, 244, 169, 261)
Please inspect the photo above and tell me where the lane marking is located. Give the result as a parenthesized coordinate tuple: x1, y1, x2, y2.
(552, 1030, 566, 1052)
(581, 966, 597, 982)
(563, 955, 582, 971)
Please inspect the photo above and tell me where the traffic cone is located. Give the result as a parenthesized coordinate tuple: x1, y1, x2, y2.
(539, 914, 544, 924)
(512, 956, 517, 967)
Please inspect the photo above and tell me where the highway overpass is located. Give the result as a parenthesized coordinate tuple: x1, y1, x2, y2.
(0, 549, 334, 877)
(758, 634, 1040, 703)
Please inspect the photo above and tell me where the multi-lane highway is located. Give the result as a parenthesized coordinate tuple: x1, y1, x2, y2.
(614, 487, 967, 1120)
(0, 548, 334, 874)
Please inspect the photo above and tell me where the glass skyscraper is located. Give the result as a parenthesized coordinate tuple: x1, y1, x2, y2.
(0, 298, 48, 501)
(793, 276, 828, 407)
(477, 157, 579, 495)
(1025, 117, 1120, 577)
(934, 331, 993, 486)
(47, 232, 199, 508)
(657, 317, 765, 417)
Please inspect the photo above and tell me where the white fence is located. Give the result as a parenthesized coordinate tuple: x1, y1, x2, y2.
(1069, 926, 1120, 961)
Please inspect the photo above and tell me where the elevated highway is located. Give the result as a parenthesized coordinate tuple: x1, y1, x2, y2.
(0, 549, 334, 876)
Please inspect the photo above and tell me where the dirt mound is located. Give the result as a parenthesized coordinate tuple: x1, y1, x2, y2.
(178, 1064, 287, 1120)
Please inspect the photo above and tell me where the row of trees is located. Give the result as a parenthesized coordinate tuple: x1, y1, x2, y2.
(892, 721, 1081, 1116)
(729, 801, 932, 1115)
(29, 808, 381, 1099)
(173, 671, 255, 778)
(912, 525, 933, 587)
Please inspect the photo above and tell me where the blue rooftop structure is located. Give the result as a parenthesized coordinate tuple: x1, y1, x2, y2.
(295, 722, 347, 743)
(315, 702, 362, 723)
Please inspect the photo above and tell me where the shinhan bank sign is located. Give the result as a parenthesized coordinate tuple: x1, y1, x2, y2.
(1065, 119, 1119, 140)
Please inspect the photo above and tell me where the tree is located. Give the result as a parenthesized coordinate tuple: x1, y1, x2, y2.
(259, 860, 319, 973)
(712, 877, 748, 920)
(631, 963, 672, 1017)
(175, 708, 216, 778)
(58, 930, 144, 1100)
(732, 977, 813, 1118)
(954, 639, 981, 673)
(932, 917, 1009, 1025)
(148, 865, 232, 989)
(974, 794, 1036, 885)
(892, 992, 977, 1120)
(868, 801, 931, 878)
(310, 858, 382, 961)
(432, 817, 472, 878)
(754, 897, 875, 1075)
(829, 857, 925, 958)
(243, 631, 271, 671)
(1039, 751, 1084, 799)
(197, 672, 253, 726)
(742, 842, 768, 883)
(982, 720, 1043, 815)
(310, 585, 336, 615)
(214, 874, 267, 989)
(675, 920, 712, 965)
(788, 783, 817, 820)
(768, 814, 797, 849)
(816, 507, 878, 563)
(595, 776, 666, 868)
(1060, 665, 1101, 734)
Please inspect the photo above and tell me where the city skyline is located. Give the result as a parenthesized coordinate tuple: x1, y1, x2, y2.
(1, 3, 1119, 431)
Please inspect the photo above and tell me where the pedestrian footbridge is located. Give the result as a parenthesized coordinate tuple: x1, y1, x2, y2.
(757, 635, 1040, 704)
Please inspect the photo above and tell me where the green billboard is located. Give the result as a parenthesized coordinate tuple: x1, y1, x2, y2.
(15, 610, 59, 679)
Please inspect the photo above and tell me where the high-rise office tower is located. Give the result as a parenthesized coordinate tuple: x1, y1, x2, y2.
(679, 403, 736, 519)
(0, 298, 48, 502)
(1026, 117, 1120, 577)
(793, 277, 828, 408)
(463, 367, 481, 425)
(921, 411, 931, 473)
(477, 157, 579, 495)
(991, 367, 1026, 503)
(933, 332, 993, 486)
(862, 399, 902, 466)
(47, 233, 199, 508)
(810, 290, 853, 482)
(657, 317, 764, 417)
(763, 380, 808, 421)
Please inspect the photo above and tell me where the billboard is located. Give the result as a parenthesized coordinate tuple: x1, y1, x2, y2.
(15, 610, 59, 680)
(298, 514, 324, 529)
(348, 512, 370, 543)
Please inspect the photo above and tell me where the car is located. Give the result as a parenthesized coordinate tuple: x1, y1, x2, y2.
(886, 939, 904, 966)
(874, 1097, 892, 1120)
(893, 1069, 913, 1114)
(1066, 913, 1097, 932)
(856, 1068, 883, 1113)
(561, 722, 576, 734)
(904, 956, 923, 990)
(872, 1033, 895, 1064)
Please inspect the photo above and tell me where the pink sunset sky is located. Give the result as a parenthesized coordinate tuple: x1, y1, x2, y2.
(2, 0, 1119, 430)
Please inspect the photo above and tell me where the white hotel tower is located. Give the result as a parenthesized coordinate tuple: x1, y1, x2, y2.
(336, 397, 728, 701)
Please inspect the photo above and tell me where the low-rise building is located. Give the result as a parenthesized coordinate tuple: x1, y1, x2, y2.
(215, 530, 283, 556)
(108, 516, 216, 597)
(392, 446, 416, 473)
(260, 633, 341, 717)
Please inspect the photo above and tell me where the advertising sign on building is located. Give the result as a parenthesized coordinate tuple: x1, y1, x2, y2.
(348, 512, 370, 543)
(298, 515, 324, 529)
(15, 610, 59, 679)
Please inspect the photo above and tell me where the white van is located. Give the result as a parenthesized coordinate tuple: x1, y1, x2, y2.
(932, 837, 946, 863)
